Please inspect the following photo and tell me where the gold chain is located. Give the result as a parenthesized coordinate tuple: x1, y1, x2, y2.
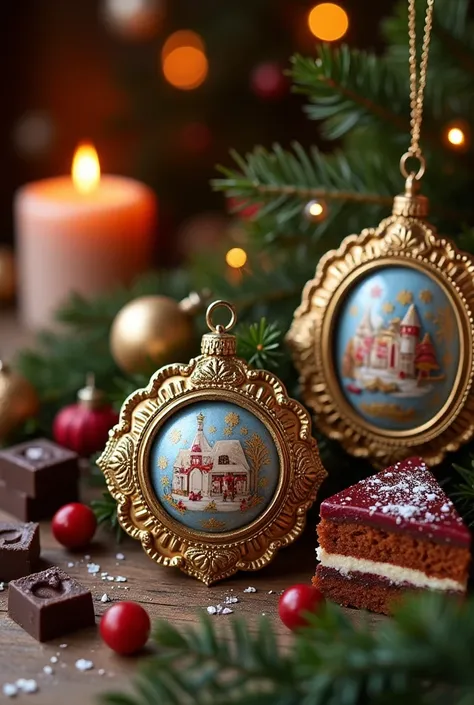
(401, 0, 435, 178)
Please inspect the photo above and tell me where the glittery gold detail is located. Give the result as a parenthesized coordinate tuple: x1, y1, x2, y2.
(419, 289, 433, 304)
(169, 429, 182, 444)
(200, 518, 227, 531)
(396, 290, 413, 306)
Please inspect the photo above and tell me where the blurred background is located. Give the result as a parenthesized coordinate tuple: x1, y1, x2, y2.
(2, 0, 395, 267)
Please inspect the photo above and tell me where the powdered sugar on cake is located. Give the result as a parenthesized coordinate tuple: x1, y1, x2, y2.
(320, 456, 470, 546)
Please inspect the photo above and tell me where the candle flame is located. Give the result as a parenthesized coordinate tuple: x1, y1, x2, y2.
(72, 143, 100, 193)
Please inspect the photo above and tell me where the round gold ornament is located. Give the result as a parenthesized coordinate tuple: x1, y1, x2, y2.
(0, 246, 16, 304)
(99, 300, 326, 584)
(110, 293, 206, 375)
(0, 361, 39, 440)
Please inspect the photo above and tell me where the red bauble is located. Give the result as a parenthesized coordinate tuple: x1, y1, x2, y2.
(53, 374, 119, 456)
(52, 502, 97, 549)
(250, 61, 289, 101)
(100, 602, 151, 655)
(278, 584, 324, 630)
(226, 196, 261, 220)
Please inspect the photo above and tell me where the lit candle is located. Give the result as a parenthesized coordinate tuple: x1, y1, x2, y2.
(15, 144, 157, 330)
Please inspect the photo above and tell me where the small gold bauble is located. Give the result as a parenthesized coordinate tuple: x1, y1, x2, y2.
(0, 362, 39, 440)
(0, 246, 16, 303)
(110, 295, 196, 375)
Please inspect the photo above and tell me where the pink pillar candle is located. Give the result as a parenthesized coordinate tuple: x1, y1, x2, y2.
(15, 145, 157, 330)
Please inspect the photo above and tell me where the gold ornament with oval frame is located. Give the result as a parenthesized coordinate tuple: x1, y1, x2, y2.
(288, 180, 474, 468)
(98, 301, 326, 585)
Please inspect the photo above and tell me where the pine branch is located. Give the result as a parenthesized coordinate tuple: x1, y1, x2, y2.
(452, 459, 474, 527)
(236, 319, 282, 370)
(213, 142, 398, 242)
(91, 492, 125, 543)
(290, 45, 409, 140)
(100, 594, 474, 705)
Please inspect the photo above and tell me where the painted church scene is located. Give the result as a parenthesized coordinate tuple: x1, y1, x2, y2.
(150, 401, 280, 533)
(335, 267, 459, 431)
(172, 412, 252, 508)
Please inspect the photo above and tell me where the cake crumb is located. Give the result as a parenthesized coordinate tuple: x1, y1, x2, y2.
(50, 657, 58, 664)
(101, 594, 111, 603)
(243, 586, 257, 593)
(116, 553, 125, 560)
(87, 563, 100, 575)
(98, 669, 106, 676)
(207, 606, 217, 615)
(43, 666, 53, 675)
(59, 644, 68, 649)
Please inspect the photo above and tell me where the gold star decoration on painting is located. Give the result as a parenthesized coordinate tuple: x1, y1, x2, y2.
(396, 290, 413, 306)
(382, 302, 394, 313)
(169, 429, 182, 444)
(419, 289, 433, 304)
(349, 305, 358, 317)
(158, 455, 168, 470)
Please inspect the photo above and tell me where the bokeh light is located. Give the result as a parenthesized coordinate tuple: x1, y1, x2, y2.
(308, 202, 323, 217)
(162, 30, 205, 57)
(308, 3, 349, 42)
(447, 126, 465, 146)
(226, 248, 248, 269)
(161, 31, 208, 90)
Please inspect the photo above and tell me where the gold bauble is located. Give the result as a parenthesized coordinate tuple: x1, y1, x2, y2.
(0, 246, 16, 303)
(0, 362, 39, 440)
(110, 295, 197, 375)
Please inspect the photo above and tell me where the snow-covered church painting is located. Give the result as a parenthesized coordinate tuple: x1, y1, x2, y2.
(172, 412, 252, 502)
(343, 302, 444, 397)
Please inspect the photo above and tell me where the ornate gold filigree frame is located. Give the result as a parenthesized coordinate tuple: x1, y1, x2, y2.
(288, 179, 474, 468)
(98, 301, 326, 584)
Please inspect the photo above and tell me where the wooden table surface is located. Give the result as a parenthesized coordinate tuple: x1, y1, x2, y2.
(0, 308, 379, 705)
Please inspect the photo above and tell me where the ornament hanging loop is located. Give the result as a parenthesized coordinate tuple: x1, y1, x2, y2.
(205, 300, 237, 334)
(399, 151, 426, 181)
(201, 301, 238, 357)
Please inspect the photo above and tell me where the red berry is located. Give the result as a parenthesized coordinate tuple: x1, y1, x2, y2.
(278, 584, 324, 630)
(52, 502, 97, 549)
(100, 602, 151, 655)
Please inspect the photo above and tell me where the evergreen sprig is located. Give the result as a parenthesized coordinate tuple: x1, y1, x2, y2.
(236, 319, 282, 370)
(100, 593, 474, 705)
(452, 459, 474, 527)
(290, 45, 408, 139)
(91, 491, 125, 543)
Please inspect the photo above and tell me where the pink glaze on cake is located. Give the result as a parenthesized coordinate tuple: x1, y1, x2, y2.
(320, 456, 470, 546)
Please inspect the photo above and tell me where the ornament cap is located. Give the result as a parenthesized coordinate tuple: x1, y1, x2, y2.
(392, 174, 429, 218)
(201, 300, 237, 357)
(78, 373, 105, 410)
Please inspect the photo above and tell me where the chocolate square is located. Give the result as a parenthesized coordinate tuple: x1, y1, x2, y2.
(0, 522, 40, 581)
(8, 567, 95, 642)
(0, 482, 78, 521)
(0, 439, 79, 498)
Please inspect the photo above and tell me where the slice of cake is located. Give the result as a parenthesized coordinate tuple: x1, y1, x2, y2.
(313, 457, 471, 615)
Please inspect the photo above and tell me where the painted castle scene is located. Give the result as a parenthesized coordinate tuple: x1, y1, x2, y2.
(335, 267, 459, 431)
(150, 401, 280, 533)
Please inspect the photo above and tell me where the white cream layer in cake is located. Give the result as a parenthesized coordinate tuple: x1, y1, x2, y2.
(316, 547, 465, 592)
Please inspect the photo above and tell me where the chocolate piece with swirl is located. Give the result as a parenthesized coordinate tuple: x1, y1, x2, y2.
(8, 567, 95, 641)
